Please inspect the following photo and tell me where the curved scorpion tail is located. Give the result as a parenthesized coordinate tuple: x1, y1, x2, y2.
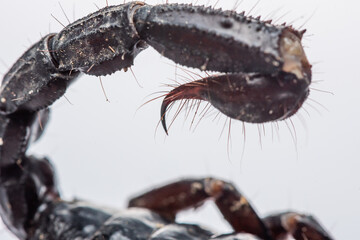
(133, 4, 312, 133)
(0, 3, 150, 238)
(0, 109, 60, 239)
(0, 33, 67, 239)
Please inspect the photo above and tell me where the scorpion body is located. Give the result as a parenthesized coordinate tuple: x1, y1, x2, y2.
(0, 2, 332, 240)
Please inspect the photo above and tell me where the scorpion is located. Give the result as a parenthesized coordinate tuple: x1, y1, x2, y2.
(0, 1, 333, 239)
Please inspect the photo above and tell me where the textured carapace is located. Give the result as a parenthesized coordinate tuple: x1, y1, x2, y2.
(0, 2, 331, 240)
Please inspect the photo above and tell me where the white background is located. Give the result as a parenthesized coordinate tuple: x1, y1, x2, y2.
(0, 0, 359, 239)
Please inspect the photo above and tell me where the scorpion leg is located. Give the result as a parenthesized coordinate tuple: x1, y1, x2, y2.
(263, 212, 333, 240)
(128, 178, 271, 239)
(129, 178, 333, 240)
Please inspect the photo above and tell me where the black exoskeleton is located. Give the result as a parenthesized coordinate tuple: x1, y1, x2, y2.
(0, 2, 332, 240)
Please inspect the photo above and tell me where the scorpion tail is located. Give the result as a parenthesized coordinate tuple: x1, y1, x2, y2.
(161, 72, 310, 134)
(0, 109, 59, 239)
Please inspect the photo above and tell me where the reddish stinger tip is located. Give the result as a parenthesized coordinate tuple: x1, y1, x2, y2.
(161, 81, 206, 134)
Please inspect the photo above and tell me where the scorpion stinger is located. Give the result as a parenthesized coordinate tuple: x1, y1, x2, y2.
(160, 71, 310, 134)
(139, 4, 313, 133)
